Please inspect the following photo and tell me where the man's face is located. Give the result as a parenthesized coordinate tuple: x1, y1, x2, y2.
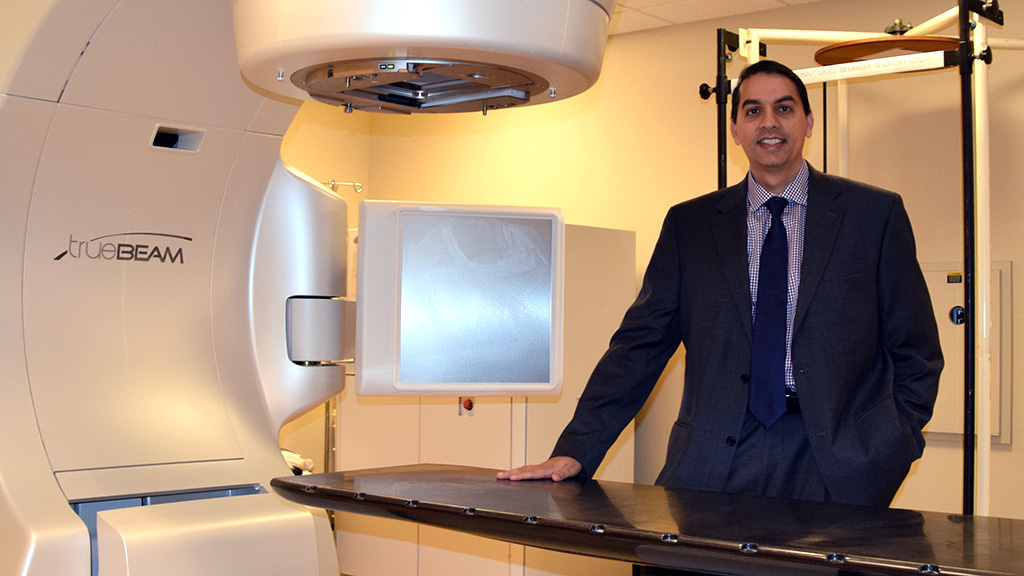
(730, 72, 814, 190)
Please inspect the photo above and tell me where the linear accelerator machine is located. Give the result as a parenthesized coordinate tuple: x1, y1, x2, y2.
(0, 1, 613, 575)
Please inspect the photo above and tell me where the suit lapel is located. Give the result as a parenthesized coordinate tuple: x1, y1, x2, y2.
(794, 168, 845, 333)
(711, 182, 754, 340)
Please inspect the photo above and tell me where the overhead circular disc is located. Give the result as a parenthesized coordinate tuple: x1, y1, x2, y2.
(814, 36, 959, 66)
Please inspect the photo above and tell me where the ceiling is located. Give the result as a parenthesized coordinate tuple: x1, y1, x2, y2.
(609, 0, 830, 35)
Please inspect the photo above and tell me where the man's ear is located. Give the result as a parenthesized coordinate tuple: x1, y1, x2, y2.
(805, 111, 815, 138)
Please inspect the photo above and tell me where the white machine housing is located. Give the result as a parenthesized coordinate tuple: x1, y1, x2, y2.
(1, 1, 344, 575)
(234, 0, 617, 113)
(1, 1, 613, 575)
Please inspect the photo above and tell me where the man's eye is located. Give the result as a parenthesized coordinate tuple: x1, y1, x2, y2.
(778, 105, 792, 113)
(745, 108, 760, 116)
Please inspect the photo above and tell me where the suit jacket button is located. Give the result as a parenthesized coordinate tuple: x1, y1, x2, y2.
(739, 374, 749, 383)
(725, 436, 737, 446)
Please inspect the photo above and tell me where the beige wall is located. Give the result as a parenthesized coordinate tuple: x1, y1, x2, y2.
(284, 0, 1024, 518)
(281, 103, 371, 230)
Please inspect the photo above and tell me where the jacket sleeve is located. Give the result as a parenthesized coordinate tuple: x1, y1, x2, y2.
(878, 195, 943, 453)
(551, 208, 685, 476)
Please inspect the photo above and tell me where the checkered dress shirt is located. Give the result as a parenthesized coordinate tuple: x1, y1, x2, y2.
(746, 161, 809, 392)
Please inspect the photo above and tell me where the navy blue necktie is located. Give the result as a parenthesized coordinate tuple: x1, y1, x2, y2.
(749, 196, 789, 428)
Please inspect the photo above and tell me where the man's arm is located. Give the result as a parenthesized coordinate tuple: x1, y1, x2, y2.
(880, 195, 943, 447)
(500, 207, 690, 482)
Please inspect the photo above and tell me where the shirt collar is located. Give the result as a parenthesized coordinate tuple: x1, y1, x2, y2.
(746, 161, 810, 213)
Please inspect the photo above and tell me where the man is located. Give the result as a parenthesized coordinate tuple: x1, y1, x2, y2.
(499, 60, 942, 508)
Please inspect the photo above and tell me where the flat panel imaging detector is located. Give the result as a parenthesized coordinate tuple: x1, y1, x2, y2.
(357, 201, 564, 396)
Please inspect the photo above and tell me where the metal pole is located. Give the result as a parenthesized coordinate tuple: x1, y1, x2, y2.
(716, 28, 731, 189)
(958, 0, 977, 517)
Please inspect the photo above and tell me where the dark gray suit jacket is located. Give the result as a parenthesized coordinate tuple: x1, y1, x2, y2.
(552, 167, 943, 507)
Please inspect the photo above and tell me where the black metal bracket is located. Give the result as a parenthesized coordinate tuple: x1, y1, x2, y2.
(745, 39, 768, 59)
(722, 29, 741, 52)
(944, 49, 962, 68)
(969, 0, 1004, 26)
(697, 29, 767, 101)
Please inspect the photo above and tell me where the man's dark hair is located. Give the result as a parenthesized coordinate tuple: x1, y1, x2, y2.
(730, 60, 811, 122)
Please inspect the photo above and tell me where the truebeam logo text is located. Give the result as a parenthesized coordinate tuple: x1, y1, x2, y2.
(54, 232, 193, 263)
